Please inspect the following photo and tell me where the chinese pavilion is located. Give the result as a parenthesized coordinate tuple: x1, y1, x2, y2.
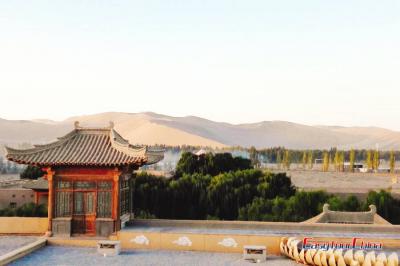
(5, 122, 163, 237)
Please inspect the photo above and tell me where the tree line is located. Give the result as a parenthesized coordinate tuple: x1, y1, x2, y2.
(0, 202, 47, 217)
(147, 145, 399, 172)
(0, 156, 21, 174)
(132, 152, 400, 224)
(260, 148, 396, 172)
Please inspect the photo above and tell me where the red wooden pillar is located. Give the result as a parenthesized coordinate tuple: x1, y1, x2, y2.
(46, 168, 55, 233)
(112, 169, 120, 232)
(34, 191, 39, 205)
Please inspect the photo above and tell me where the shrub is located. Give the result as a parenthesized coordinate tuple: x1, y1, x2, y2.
(20, 165, 45, 180)
(0, 203, 47, 217)
(175, 152, 252, 177)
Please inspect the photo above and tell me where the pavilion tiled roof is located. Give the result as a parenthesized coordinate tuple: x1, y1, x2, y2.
(23, 178, 48, 190)
(5, 122, 164, 167)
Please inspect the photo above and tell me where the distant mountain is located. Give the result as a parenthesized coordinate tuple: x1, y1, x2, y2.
(2, 112, 400, 150)
(0, 118, 71, 145)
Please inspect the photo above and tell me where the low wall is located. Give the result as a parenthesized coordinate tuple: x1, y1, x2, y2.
(117, 230, 400, 255)
(115, 219, 400, 255)
(130, 219, 400, 235)
(0, 217, 48, 234)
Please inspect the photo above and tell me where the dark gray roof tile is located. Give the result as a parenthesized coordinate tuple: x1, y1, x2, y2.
(5, 124, 164, 167)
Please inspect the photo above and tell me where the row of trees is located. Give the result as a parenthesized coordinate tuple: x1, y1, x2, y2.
(133, 170, 400, 224)
(133, 169, 293, 220)
(0, 203, 47, 217)
(132, 152, 400, 224)
(239, 190, 400, 224)
(175, 152, 252, 177)
(257, 147, 400, 163)
(272, 148, 396, 172)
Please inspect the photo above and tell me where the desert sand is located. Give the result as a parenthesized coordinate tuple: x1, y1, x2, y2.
(3, 112, 400, 149)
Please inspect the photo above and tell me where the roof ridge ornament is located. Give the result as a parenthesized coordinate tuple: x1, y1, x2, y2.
(109, 121, 114, 129)
(74, 121, 80, 129)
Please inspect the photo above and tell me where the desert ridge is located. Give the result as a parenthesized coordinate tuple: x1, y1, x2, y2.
(3, 112, 400, 149)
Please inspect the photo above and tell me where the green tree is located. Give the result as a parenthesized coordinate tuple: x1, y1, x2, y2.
(330, 152, 334, 167)
(208, 170, 264, 220)
(302, 151, 307, 169)
(322, 152, 329, 172)
(308, 151, 313, 170)
(20, 165, 45, 180)
(349, 149, 355, 172)
(174, 152, 251, 177)
(276, 150, 282, 170)
(390, 150, 396, 174)
(366, 150, 373, 170)
(334, 150, 340, 171)
(365, 190, 400, 224)
(373, 150, 380, 171)
(249, 146, 260, 168)
(283, 150, 291, 170)
(339, 151, 345, 172)
(174, 152, 200, 177)
(342, 195, 361, 211)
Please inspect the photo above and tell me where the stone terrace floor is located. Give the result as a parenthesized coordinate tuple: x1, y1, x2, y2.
(10, 246, 297, 266)
(0, 236, 38, 256)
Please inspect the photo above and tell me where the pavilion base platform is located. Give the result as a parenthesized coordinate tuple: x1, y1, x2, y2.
(47, 236, 111, 248)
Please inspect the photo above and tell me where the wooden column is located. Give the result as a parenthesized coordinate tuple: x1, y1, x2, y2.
(129, 175, 133, 218)
(34, 191, 39, 205)
(45, 168, 55, 233)
(112, 169, 120, 232)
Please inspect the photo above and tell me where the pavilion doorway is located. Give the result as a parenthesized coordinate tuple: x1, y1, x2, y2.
(72, 191, 96, 235)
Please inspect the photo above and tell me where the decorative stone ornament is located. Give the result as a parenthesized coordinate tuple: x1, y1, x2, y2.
(218, 238, 238, 248)
(131, 235, 150, 245)
(172, 236, 192, 247)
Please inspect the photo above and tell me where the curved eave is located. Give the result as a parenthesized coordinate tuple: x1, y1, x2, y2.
(144, 151, 165, 165)
(4, 137, 70, 155)
(4, 145, 38, 156)
(6, 156, 148, 168)
(109, 130, 147, 157)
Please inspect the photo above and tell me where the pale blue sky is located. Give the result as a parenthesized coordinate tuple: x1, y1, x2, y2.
(1, 1, 400, 129)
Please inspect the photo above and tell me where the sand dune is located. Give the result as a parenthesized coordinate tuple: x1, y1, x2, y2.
(2, 112, 400, 150)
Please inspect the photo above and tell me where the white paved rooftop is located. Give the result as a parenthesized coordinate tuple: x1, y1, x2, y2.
(0, 236, 38, 256)
(10, 246, 297, 266)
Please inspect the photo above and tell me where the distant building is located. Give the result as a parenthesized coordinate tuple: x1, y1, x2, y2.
(23, 178, 49, 205)
(194, 148, 207, 156)
(343, 162, 364, 171)
(314, 158, 323, 164)
(0, 179, 36, 209)
(376, 167, 391, 173)
(0, 187, 34, 209)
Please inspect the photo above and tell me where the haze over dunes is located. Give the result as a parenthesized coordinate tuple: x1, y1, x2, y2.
(2, 112, 400, 150)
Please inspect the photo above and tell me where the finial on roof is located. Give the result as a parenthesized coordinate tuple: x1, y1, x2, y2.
(74, 121, 80, 129)
(109, 121, 114, 129)
(369, 204, 376, 214)
(323, 203, 330, 213)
